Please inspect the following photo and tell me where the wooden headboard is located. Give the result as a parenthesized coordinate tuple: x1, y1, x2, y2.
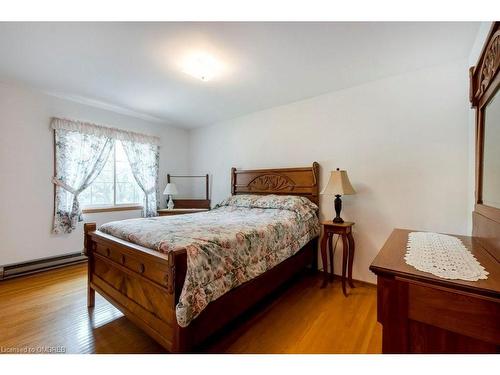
(231, 162, 320, 206)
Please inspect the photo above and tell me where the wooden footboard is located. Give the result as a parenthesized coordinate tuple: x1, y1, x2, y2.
(84, 223, 186, 351)
(84, 223, 317, 352)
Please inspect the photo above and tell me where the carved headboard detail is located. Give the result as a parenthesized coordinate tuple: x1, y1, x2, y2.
(231, 162, 320, 206)
(470, 26, 500, 106)
(248, 174, 295, 192)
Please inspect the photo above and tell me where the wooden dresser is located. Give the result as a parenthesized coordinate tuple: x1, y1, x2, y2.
(370, 22, 500, 354)
(370, 229, 499, 353)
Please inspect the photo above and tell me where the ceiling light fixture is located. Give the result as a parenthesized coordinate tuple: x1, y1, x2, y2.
(182, 52, 222, 82)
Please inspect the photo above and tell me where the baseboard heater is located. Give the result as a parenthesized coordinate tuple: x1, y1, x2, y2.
(0, 252, 87, 281)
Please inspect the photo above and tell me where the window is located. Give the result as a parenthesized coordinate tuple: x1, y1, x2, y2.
(79, 140, 144, 208)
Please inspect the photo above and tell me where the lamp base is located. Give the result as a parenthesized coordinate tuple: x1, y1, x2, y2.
(333, 194, 344, 223)
(167, 195, 175, 210)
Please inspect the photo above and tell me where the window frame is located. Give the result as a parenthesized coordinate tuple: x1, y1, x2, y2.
(81, 140, 144, 214)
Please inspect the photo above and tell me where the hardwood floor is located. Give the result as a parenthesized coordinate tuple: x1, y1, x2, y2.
(0, 263, 381, 354)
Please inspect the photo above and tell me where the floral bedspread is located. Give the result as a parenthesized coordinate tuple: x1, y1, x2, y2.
(99, 194, 320, 327)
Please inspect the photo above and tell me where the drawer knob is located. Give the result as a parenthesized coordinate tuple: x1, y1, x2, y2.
(106, 248, 110, 256)
(139, 264, 145, 274)
(121, 255, 126, 264)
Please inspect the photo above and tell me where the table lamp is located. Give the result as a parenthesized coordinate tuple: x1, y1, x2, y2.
(163, 183, 178, 210)
(321, 168, 356, 223)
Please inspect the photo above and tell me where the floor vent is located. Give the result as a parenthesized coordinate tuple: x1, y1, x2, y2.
(0, 252, 87, 281)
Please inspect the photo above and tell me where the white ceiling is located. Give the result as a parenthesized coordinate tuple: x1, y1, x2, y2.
(0, 22, 479, 128)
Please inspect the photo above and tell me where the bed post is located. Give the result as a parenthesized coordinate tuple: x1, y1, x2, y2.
(312, 161, 320, 203)
(84, 222, 96, 308)
(231, 167, 236, 195)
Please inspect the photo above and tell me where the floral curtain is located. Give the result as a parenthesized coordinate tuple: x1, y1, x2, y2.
(121, 140, 160, 217)
(51, 117, 160, 231)
(52, 129, 114, 233)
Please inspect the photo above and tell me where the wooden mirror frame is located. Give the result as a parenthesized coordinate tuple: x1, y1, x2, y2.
(469, 22, 500, 258)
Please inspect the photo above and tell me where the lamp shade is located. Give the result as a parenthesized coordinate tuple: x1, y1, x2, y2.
(321, 169, 356, 195)
(163, 183, 178, 195)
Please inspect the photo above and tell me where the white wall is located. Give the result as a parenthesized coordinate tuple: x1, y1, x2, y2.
(189, 59, 470, 284)
(0, 82, 190, 266)
(0, 52, 478, 281)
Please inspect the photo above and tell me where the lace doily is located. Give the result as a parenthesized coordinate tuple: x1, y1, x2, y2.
(405, 232, 489, 281)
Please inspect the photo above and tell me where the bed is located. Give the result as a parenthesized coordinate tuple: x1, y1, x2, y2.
(84, 163, 320, 352)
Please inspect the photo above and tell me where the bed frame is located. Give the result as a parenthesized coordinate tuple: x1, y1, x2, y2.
(84, 162, 320, 352)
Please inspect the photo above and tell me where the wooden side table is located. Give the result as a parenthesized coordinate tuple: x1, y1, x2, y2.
(320, 221, 355, 296)
(157, 208, 208, 216)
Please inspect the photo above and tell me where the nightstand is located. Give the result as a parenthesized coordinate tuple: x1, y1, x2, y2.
(320, 221, 355, 296)
(157, 208, 209, 216)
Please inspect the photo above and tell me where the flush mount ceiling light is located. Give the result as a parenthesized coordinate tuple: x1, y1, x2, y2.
(181, 52, 222, 82)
